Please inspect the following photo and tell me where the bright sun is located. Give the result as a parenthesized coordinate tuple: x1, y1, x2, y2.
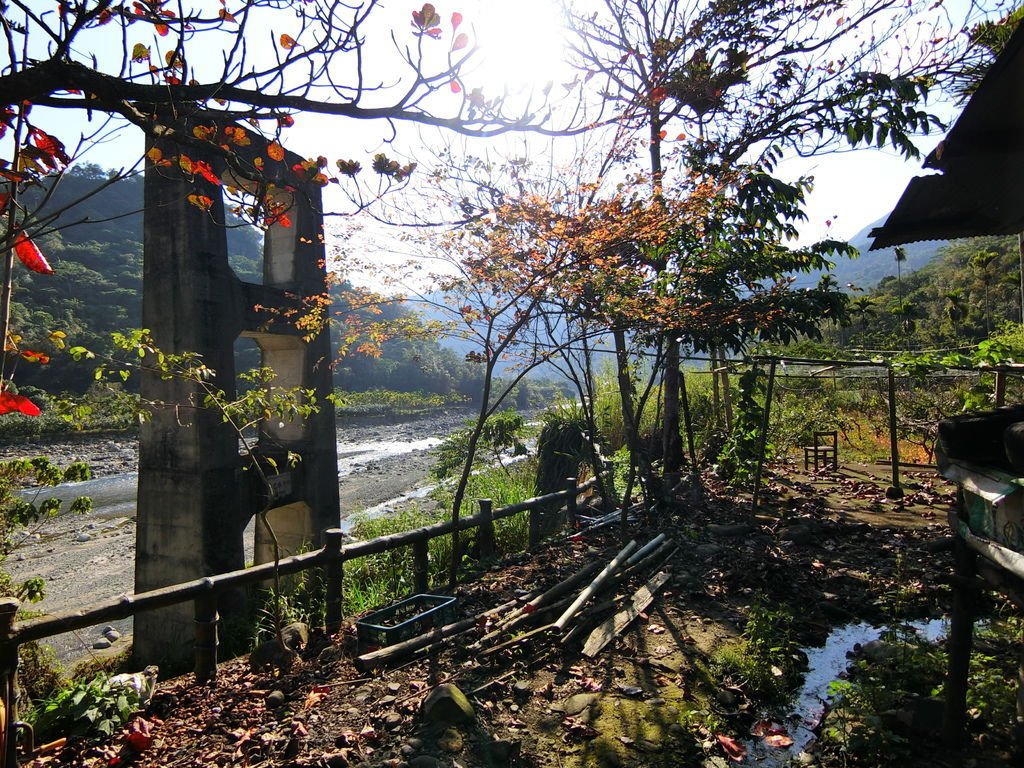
(464, 0, 569, 91)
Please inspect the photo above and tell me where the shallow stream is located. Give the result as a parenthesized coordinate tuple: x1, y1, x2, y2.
(742, 619, 948, 766)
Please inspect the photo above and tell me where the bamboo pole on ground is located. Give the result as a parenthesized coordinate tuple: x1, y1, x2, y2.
(552, 540, 637, 632)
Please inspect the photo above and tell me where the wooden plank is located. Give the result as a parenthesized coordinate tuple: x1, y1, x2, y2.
(582, 570, 671, 658)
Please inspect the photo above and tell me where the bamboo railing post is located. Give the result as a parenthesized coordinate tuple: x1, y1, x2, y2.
(0, 598, 18, 768)
(528, 500, 541, 548)
(413, 539, 430, 594)
(680, 367, 697, 475)
(564, 478, 578, 530)
(752, 358, 777, 511)
(996, 370, 1007, 407)
(886, 367, 903, 499)
(943, 535, 978, 746)
(603, 460, 616, 510)
(193, 581, 218, 684)
(478, 499, 495, 561)
(323, 528, 344, 635)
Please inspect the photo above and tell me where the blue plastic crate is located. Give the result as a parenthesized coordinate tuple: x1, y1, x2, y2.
(356, 594, 458, 651)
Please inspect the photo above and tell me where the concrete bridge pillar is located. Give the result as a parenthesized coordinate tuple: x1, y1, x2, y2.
(134, 125, 339, 668)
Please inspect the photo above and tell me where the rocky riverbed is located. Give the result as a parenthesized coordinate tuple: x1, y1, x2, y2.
(2, 409, 471, 664)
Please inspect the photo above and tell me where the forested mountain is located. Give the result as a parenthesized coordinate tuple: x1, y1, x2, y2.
(791, 216, 944, 291)
(9, 166, 480, 398)
(832, 234, 1022, 349)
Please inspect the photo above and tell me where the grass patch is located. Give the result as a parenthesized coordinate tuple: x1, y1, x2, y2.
(334, 389, 467, 417)
(344, 507, 453, 615)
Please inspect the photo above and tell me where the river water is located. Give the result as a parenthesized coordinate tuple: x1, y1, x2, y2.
(6, 411, 463, 665)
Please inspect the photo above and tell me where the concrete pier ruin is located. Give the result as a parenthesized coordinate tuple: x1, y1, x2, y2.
(134, 124, 339, 666)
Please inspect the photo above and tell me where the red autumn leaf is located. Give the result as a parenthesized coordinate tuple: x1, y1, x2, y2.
(191, 160, 221, 186)
(29, 128, 71, 169)
(124, 717, 154, 752)
(267, 142, 286, 162)
(764, 732, 794, 748)
(14, 234, 54, 274)
(187, 194, 213, 211)
(155, 23, 169, 36)
(278, 114, 295, 128)
(279, 33, 297, 49)
(658, 129, 667, 140)
(425, 27, 442, 38)
(650, 86, 667, 102)
(716, 734, 747, 762)
(21, 350, 50, 364)
(450, 80, 462, 93)
(451, 11, 462, 29)
(0, 392, 41, 417)
(452, 32, 469, 51)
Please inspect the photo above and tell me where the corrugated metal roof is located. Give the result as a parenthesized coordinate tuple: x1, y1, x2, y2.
(869, 19, 1024, 250)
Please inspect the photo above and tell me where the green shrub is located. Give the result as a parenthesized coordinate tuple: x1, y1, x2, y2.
(29, 674, 141, 743)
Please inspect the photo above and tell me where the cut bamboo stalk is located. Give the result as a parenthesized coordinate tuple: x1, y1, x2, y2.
(624, 534, 667, 567)
(486, 561, 603, 637)
(552, 540, 637, 632)
(355, 617, 477, 672)
(355, 593, 523, 671)
(582, 570, 672, 657)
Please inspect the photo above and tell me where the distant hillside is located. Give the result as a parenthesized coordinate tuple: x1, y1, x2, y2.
(791, 217, 946, 291)
(11, 166, 487, 400)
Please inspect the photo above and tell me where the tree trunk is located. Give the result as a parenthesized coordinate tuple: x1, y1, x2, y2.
(662, 336, 684, 474)
(447, 361, 495, 585)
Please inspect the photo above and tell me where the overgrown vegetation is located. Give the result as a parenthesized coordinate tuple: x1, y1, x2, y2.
(28, 673, 142, 745)
(710, 601, 804, 703)
(821, 615, 1021, 766)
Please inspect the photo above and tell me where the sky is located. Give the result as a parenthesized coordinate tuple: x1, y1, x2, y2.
(16, 0, 989, 267)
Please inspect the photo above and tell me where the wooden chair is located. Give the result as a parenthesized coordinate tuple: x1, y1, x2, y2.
(803, 430, 838, 471)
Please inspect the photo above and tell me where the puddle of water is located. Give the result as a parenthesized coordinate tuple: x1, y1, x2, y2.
(743, 618, 948, 765)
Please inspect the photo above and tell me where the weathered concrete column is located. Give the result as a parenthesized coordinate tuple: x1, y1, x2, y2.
(135, 125, 339, 668)
(136, 141, 246, 668)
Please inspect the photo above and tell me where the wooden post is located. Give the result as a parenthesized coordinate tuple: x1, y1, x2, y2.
(680, 368, 697, 475)
(193, 582, 218, 684)
(0, 598, 19, 768)
(413, 539, 430, 594)
(478, 499, 495, 561)
(528, 501, 541, 548)
(1018, 638, 1024, 750)
(996, 370, 1007, 408)
(323, 528, 344, 635)
(602, 460, 616, 511)
(886, 367, 903, 499)
(752, 358, 777, 511)
(943, 536, 978, 746)
(564, 479, 578, 530)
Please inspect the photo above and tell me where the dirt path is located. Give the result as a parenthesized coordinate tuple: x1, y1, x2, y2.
(23, 459, 990, 768)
